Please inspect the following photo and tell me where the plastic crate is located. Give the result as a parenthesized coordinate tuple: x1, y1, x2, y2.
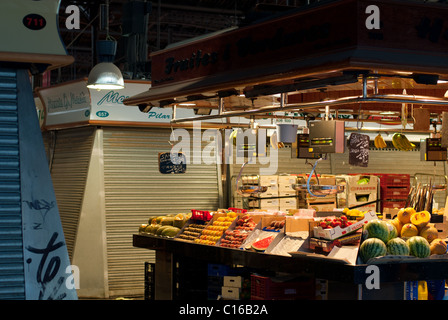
(228, 207, 247, 214)
(191, 209, 213, 221)
(144, 262, 155, 300)
(381, 186, 410, 200)
(377, 174, 410, 187)
(250, 275, 315, 300)
(382, 200, 407, 209)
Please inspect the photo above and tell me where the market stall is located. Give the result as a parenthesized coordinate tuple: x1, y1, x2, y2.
(124, 0, 448, 300)
(36, 79, 227, 298)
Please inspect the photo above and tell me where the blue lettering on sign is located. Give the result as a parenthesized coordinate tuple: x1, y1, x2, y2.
(96, 111, 109, 117)
(148, 111, 170, 120)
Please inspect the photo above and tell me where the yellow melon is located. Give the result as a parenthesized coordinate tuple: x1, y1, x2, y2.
(430, 238, 447, 255)
(397, 207, 416, 224)
(401, 223, 419, 238)
(419, 225, 439, 243)
(390, 218, 403, 236)
(410, 210, 431, 230)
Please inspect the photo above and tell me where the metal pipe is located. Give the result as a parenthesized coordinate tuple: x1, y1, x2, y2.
(170, 94, 448, 124)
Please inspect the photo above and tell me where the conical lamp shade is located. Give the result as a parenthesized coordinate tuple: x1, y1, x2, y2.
(87, 62, 124, 90)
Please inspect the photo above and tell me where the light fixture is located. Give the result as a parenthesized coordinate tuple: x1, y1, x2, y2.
(86, 0, 124, 90)
(87, 62, 124, 90)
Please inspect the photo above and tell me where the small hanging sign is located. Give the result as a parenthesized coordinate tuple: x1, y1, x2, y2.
(158, 152, 187, 174)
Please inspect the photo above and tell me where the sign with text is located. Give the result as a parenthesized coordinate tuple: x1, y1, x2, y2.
(158, 152, 187, 174)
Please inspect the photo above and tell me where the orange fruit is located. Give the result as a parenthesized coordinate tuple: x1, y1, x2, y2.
(410, 210, 430, 230)
(397, 207, 416, 224)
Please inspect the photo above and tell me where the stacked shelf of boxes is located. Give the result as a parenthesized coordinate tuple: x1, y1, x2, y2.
(376, 174, 411, 217)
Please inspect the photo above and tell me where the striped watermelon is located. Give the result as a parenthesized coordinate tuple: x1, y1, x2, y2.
(359, 238, 387, 263)
(385, 222, 398, 241)
(363, 219, 390, 243)
(386, 237, 409, 255)
(407, 236, 431, 258)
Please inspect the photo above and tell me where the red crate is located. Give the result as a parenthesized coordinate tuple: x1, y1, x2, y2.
(376, 174, 410, 187)
(228, 207, 247, 214)
(191, 209, 212, 221)
(381, 187, 410, 200)
(382, 200, 407, 209)
(250, 275, 315, 300)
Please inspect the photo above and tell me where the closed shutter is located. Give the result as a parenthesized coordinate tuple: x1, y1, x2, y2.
(0, 68, 25, 299)
(48, 127, 95, 260)
(102, 127, 220, 296)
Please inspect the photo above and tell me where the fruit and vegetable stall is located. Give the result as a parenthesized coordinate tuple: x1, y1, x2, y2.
(133, 206, 448, 300)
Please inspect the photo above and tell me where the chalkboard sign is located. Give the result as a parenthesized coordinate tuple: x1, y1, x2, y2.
(158, 152, 187, 174)
(348, 133, 369, 167)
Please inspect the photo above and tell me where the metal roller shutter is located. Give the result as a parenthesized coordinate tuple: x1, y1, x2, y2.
(49, 127, 95, 260)
(0, 68, 24, 299)
(102, 127, 220, 296)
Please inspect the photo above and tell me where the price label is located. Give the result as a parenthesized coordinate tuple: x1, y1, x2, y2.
(23, 13, 46, 30)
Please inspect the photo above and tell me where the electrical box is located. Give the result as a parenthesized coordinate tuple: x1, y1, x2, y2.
(421, 138, 447, 161)
(292, 134, 322, 159)
(308, 120, 345, 154)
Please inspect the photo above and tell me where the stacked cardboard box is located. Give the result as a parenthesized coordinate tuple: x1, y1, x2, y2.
(304, 175, 338, 211)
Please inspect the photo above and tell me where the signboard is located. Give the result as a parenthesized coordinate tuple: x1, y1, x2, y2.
(0, 0, 67, 56)
(38, 80, 91, 128)
(158, 152, 187, 174)
(38, 79, 273, 128)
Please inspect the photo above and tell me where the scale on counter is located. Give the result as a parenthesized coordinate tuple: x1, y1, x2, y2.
(420, 138, 447, 161)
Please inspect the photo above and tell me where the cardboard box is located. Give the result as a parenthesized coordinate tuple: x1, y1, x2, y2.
(260, 199, 279, 208)
(280, 198, 297, 208)
(346, 175, 379, 212)
(221, 286, 241, 300)
(223, 276, 242, 288)
(259, 188, 279, 198)
(259, 175, 278, 186)
(308, 202, 337, 212)
(312, 211, 377, 240)
(278, 175, 297, 185)
(278, 183, 296, 193)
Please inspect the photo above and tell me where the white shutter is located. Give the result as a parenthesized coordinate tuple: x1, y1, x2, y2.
(102, 127, 220, 296)
(48, 127, 95, 260)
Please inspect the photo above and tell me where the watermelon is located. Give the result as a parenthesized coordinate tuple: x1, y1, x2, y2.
(251, 235, 275, 252)
(359, 238, 387, 263)
(363, 219, 390, 243)
(407, 236, 431, 258)
(386, 237, 409, 256)
(385, 222, 398, 241)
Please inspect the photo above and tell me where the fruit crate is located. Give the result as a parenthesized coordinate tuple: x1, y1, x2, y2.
(375, 174, 410, 187)
(250, 275, 315, 300)
(382, 200, 407, 209)
(381, 186, 410, 200)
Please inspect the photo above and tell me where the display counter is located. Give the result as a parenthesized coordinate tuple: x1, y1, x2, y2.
(133, 233, 448, 300)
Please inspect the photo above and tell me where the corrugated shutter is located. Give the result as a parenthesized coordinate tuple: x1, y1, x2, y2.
(102, 127, 220, 296)
(49, 127, 95, 260)
(0, 68, 25, 299)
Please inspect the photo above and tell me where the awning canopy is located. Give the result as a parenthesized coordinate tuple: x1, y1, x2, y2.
(123, 0, 448, 122)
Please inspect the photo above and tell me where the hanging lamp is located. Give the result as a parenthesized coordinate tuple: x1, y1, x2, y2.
(87, 0, 124, 90)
